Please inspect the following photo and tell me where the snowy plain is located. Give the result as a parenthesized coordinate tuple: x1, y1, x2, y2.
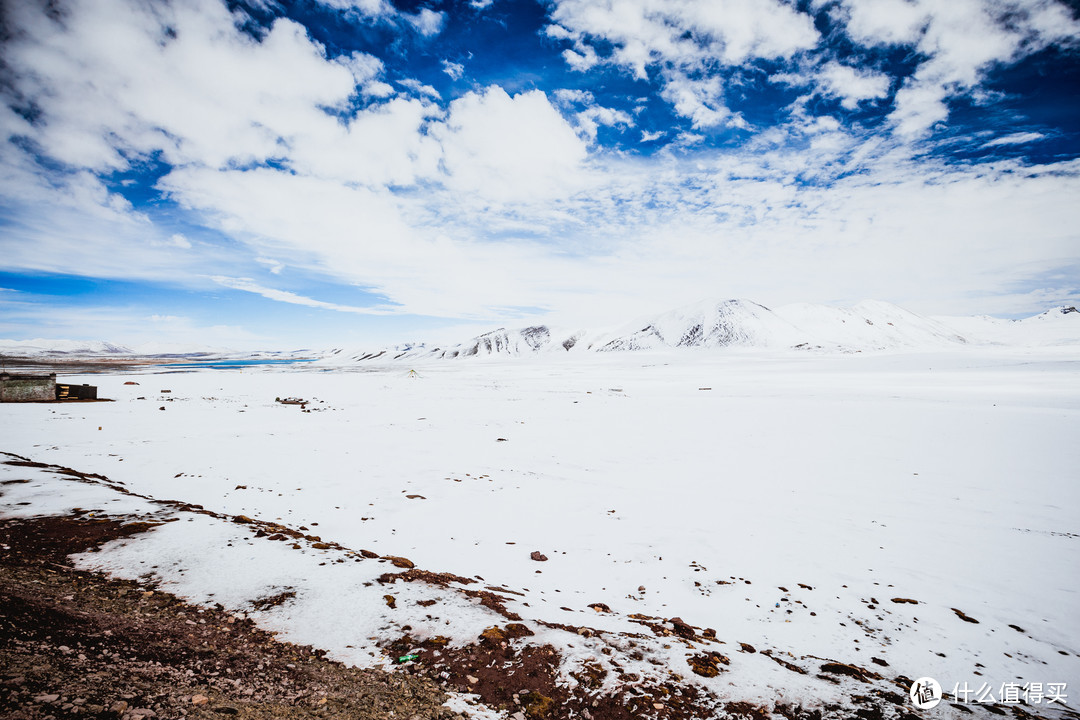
(2, 346, 1078, 716)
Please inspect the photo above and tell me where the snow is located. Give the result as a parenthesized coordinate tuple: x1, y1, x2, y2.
(2, 346, 1079, 716)
(5, 301, 1078, 363)
(0, 338, 132, 355)
(933, 306, 1080, 347)
(321, 300, 1080, 363)
(775, 300, 968, 350)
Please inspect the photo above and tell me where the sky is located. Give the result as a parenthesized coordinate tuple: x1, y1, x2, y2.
(1, 0, 1079, 350)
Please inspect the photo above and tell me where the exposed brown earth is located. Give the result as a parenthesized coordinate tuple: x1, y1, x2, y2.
(3, 453, 1074, 720)
(0, 515, 456, 720)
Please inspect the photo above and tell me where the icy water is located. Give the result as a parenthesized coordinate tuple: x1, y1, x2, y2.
(161, 358, 319, 369)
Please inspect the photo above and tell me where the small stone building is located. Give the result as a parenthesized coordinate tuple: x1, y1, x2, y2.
(0, 372, 57, 402)
(0, 372, 98, 402)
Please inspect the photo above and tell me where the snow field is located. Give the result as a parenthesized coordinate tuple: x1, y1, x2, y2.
(2, 348, 1077, 714)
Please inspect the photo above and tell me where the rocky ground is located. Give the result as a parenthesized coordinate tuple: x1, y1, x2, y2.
(0, 514, 455, 720)
(0, 511, 908, 720)
(2, 453, 1075, 720)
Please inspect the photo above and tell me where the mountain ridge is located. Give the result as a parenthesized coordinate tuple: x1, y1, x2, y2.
(2, 302, 1077, 361)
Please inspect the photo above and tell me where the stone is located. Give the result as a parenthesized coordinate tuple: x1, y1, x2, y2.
(687, 651, 729, 678)
(668, 617, 696, 639)
(529, 551, 548, 562)
(480, 626, 506, 642)
(190, 695, 209, 706)
(951, 608, 979, 623)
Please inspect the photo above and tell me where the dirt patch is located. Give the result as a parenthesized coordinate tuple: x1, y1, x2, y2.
(385, 629, 721, 720)
(0, 514, 458, 720)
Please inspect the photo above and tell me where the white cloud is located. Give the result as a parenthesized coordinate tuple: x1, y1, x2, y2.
(432, 87, 590, 203)
(553, 88, 594, 106)
(313, 0, 394, 15)
(397, 78, 442, 99)
(2, 0, 359, 172)
(288, 96, 443, 187)
(547, 0, 1079, 140)
(256, 257, 286, 274)
(575, 105, 634, 143)
(561, 45, 600, 72)
(841, 0, 928, 46)
(553, 89, 633, 141)
(441, 60, 465, 80)
(838, 0, 1080, 136)
(405, 8, 446, 37)
(547, 0, 819, 124)
(211, 276, 395, 314)
(660, 75, 733, 129)
(984, 131, 1046, 147)
(817, 61, 891, 109)
(0, 295, 266, 349)
(335, 50, 388, 92)
(1, 0, 1077, 343)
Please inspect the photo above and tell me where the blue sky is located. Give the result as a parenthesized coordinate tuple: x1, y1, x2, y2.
(1, 0, 1078, 349)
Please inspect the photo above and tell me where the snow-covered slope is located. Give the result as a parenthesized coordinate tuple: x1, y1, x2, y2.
(0, 339, 318, 359)
(128, 342, 233, 356)
(0, 338, 133, 355)
(6, 302, 1077, 365)
(588, 298, 808, 351)
(323, 298, 984, 364)
(775, 300, 968, 351)
(934, 306, 1080, 346)
(430, 325, 567, 358)
(326, 327, 589, 363)
(5, 352, 1078, 717)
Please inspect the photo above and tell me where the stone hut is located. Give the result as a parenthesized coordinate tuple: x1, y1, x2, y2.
(0, 372, 57, 402)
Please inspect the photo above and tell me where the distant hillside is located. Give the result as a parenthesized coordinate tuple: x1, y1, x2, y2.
(322, 300, 1080, 363)
(4, 302, 1076, 364)
(932, 306, 1080, 347)
(0, 339, 133, 356)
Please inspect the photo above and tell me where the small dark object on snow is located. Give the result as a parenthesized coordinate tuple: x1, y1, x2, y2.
(952, 608, 979, 624)
(530, 551, 548, 562)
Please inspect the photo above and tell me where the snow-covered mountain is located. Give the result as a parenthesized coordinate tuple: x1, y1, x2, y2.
(323, 299, 1080, 364)
(0, 339, 307, 359)
(774, 300, 968, 350)
(932, 306, 1080, 347)
(0, 338, 133, 355)
(589, 298, 807, 351)
(4, 302, 1076, 364)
